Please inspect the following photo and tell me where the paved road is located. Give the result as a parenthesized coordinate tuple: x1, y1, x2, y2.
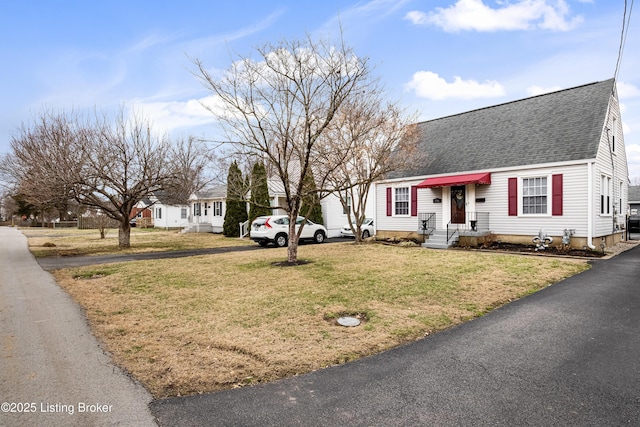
(151, 244, 640, 426)
(0, 227, 157, 426)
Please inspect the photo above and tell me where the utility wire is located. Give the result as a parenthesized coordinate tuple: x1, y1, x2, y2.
(614, 0, 634, 83)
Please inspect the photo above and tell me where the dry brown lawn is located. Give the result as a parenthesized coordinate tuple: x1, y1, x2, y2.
(52, 242, 589, 398)
(22, 227, 252, 257)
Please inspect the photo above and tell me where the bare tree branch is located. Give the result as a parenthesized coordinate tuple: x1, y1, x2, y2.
(193, 32, 372, 263)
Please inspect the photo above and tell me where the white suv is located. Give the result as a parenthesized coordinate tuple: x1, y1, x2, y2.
(250, 215, 327, 247)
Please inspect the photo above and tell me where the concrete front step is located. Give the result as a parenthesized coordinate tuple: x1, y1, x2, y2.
(422, 230, 458, 249)
(181, 223, 213, 233)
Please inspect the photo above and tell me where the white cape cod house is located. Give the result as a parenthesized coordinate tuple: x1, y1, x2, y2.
(375, 79, 629, 250)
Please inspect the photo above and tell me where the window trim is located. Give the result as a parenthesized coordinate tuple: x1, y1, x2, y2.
(213, 201, 223, 217)
(611, 116, 618, 153)
(394, 187, 410, 217)
(600, 174, 612, 216)
(519, 174, 551, 217)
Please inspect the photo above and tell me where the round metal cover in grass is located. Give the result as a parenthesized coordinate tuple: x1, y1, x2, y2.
(337, 316, 360, 327)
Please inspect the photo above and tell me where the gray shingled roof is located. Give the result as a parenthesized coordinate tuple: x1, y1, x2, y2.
(629, 186, 640, 203)
(194, 185, 227, 199)
(394, 79, 615, 178)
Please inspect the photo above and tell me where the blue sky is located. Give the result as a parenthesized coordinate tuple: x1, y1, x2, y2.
(1, 0, 639, 180)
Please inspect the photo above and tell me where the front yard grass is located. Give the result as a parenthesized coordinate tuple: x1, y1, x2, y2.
(52, 242, 590, 398)
(22, 227, 253, 257)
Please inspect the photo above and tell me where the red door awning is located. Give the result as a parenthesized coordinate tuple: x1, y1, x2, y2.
(416, 172, 491, 188)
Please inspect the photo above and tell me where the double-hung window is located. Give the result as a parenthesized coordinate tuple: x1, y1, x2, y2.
(522, 177, 547, 215)
(601, 175, 611, 215)
(343, 193, 352, 215)
(395, 187, 410, 216)
(213, 201, 223, 217)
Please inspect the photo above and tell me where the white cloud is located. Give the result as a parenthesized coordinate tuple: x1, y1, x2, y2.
(526, 84, 563, 96)
(617, 81, 640, 99)
(405, 71, 505, 100)
(626, 144, 640, 181)
(405, 0, 583, 32)
(131, 95, 224, 135)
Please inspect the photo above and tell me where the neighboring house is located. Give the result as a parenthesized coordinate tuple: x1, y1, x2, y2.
(266, 179, 369, 238)
(375, 79, 629, 249)
(150, 192, 190, 230)
(130, 199, 153, 227)
(185, 180, 373, 237)
(629, 186, 640, 233)
(185, 185, 227, 233)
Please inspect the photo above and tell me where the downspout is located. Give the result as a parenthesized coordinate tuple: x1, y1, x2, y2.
(587, 162, 596, 249)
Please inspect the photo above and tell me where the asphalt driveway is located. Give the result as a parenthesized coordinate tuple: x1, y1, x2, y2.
(151, 244, 640, 426)
(36, 237, 352, 271)
(0, 227, 157, 427)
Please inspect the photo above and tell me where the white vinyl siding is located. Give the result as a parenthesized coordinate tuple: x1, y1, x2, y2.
(376, 166, 589, 238)
(151, 202, 190, 229)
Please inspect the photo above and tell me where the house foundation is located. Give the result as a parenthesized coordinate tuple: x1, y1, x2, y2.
(376, 230, 624, 250)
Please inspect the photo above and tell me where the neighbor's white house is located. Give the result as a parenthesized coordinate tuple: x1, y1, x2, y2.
(150, 192, 190, 230)
(374, 79, 629, 249)
(266, 179, 372, 237)
(185, 180, 374, 237)
(184, 186, 227, 233)
(131, 192, 190, 229)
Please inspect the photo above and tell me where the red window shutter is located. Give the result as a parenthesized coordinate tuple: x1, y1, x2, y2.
(508, 178, 517, 216)
(411, 186, 418, 216)
(552, 174, 563, 216)
(386, 187, 392, 216)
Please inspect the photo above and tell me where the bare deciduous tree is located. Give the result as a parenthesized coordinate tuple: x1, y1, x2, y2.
(71, 109, 180, 248)
(161, 136, 220, 205)
(7, 108, 213, 248)
(193, 34, 373, 263)
(5, 110, 85, 222)
(321, 90, 421, 242)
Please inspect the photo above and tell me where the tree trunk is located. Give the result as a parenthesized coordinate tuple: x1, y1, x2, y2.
(287, 218, 299, 264)
(118, 219, 131, 248)
(354, 225, 362, 244)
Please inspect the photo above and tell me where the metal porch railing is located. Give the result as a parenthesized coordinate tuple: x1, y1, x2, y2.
(418, 212, 436, 235)
(447, 212, 490, 244)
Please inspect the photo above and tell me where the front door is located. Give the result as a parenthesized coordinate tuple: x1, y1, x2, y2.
(451, 186, 466, 224)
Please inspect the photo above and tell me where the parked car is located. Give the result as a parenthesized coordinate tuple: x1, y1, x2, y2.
(250, 215, 327, 247)
(340, 218, 374, 239)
